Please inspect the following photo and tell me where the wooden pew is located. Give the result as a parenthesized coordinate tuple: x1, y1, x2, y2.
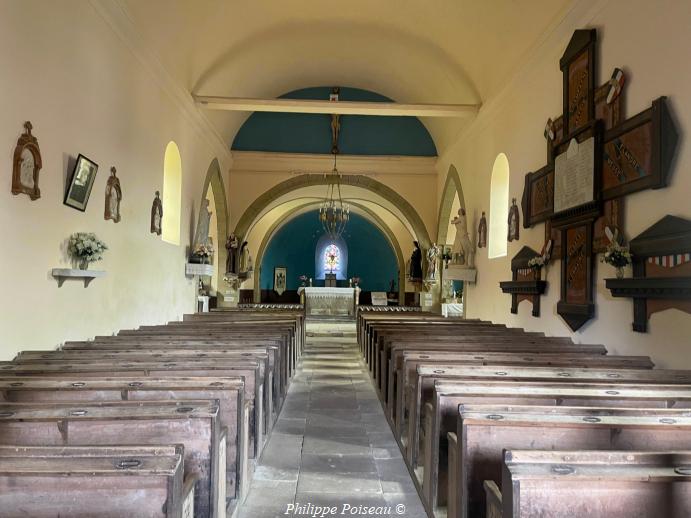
(16, 347, 279, 433)
(454, 405, 691, 518)
(0, 400, 225, 518)
(407, 365, 691, 470)
(500, 450, 691, 518)
(390, 351, 653, 431)
(109, 328, 296, 377)
(425, 380, 691, 513)
(373, 332, 603, 391)
(0, 357, 266, 460)
(0, 445, 195, 518)
(0, 376, 249, 506)
(60, 339, 287, 404)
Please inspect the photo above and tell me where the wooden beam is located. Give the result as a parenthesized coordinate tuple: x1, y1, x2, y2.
(193, 95, 479, 118)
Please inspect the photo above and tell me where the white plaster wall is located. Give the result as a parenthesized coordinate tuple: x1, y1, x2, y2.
(436, 0, 691, 368)
(0, 1, 230, 360)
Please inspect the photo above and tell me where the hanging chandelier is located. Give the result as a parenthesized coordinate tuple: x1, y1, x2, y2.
(319, 152, 350, 238)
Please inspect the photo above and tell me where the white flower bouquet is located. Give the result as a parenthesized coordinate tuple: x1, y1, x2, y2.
(68, 232, 107, 269)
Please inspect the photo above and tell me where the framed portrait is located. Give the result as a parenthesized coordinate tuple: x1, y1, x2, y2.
(64, 154, 98, 211)
(273, 266, 287, 296)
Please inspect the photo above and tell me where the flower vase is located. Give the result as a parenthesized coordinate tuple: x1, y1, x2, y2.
(78, 258, 89, 270)
(616, 267, 625, 279)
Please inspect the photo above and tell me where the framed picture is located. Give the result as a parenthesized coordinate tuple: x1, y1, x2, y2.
(64, 154, 98, 211)
(273, 266, 287, 296)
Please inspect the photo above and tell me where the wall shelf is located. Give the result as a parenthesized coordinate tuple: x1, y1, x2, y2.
(51, 268, 106, 288)
(500, 246, 548, 317)
(607, 215, 691, 332)
(606, 277, 691, 299)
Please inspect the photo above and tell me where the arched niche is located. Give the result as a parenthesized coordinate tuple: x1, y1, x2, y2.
(197, 158, 229, 291)
(436, 164, 467, 245)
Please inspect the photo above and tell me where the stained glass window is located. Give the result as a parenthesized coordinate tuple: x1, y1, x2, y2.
(323, 244, 341, 274)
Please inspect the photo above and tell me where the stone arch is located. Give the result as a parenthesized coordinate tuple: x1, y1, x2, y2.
(252, 201, 406, 304)
(436, 164, 467, 245)
(234, 173, 432, 248)
(199, 158, 229, 284)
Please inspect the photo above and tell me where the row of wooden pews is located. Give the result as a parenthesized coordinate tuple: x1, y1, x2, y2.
(357, 310, 691, 518)
(0, 308, 305, 517)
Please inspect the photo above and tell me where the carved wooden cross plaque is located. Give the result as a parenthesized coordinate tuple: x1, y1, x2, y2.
(520, 29, 678, 331)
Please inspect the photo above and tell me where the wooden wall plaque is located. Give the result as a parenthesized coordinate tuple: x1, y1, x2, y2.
(561, 29, 596, 136)
(12, 121, 42, 200)
(602, 97, 678, 200)
(557, 221, 595, 331)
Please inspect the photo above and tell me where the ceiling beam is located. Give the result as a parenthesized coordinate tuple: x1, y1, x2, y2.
(193, 95, 479, 118)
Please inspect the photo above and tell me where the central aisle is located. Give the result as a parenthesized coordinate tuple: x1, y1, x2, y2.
(238, 321, 426, 518)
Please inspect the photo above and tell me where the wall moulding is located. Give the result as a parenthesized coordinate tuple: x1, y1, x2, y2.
(230, 151, 437, 176)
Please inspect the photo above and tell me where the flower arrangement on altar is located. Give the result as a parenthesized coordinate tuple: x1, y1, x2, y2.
(68, 232, 107, 270)
(299, 275, 308, 286)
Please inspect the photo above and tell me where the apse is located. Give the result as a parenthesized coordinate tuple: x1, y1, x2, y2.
(260, 210, 398, 292)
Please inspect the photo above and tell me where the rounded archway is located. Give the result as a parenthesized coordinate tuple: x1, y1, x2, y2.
(233, 173, 432, 249)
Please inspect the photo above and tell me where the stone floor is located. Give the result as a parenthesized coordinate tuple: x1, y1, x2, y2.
(237, 321, 427, 518)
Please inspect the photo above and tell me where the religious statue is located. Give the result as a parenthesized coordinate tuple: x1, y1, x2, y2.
(450, 208, 475, 268)
(426, 243, 441, 281)
(104, 167, 122, 223)
(194, 199, 212, 248)
(478, 212, 487, 249)
(239, 241, 253, 273)
(409, 241, 423, 281)
(508, 198, 520, 242)
(150, 191, 162, 235)
(225, 233, 239, 274)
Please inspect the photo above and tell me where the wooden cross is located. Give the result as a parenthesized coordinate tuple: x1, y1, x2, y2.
(520, 29, 678, 331)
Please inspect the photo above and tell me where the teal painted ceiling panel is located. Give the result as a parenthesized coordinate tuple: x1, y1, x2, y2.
(232, 87, 437, 156)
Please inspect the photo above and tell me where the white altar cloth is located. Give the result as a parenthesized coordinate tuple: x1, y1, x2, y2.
(298, 287, 358, 318)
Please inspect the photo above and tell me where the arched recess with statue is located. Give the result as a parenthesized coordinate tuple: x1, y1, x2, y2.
(194, 158, 229, 297)
(435, 164, 474, 314)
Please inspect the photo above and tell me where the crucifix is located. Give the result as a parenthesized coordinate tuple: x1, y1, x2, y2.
(520, 29, 678, 331)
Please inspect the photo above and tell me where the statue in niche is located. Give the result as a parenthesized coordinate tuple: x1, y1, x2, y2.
(478, 211, 487, 249)
(239, 241, 253, 273)
(409, 241, 423, 281)
(150, 191, 162, 235)
(427, 244, 441, 281)
(104, 167, 122, 223)
(194, 199, 212, 249)
(12, 121, 42, 200)
(508, 198, 520, 242)
(225, 233, 239, 274)
(450, 208, 475, 268)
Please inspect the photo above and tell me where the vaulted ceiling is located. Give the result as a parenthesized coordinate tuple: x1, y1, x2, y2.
(123, 0, 574, 154)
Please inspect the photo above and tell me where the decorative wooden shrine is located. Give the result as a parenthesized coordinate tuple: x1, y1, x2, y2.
(520, 29, 678, 331)
(500, 246, 547, 317)
(606, 215, 691, 332)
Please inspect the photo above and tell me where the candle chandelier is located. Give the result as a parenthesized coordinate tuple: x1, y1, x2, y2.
(319, 152, 350, 238)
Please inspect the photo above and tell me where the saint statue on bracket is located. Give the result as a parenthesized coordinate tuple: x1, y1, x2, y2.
(104, 167, 122, 223)
(150, 191, 162, 235)
(508, 198, 520, 242)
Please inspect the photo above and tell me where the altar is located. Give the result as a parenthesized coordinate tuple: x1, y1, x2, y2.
(298, 287, 360, 319)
